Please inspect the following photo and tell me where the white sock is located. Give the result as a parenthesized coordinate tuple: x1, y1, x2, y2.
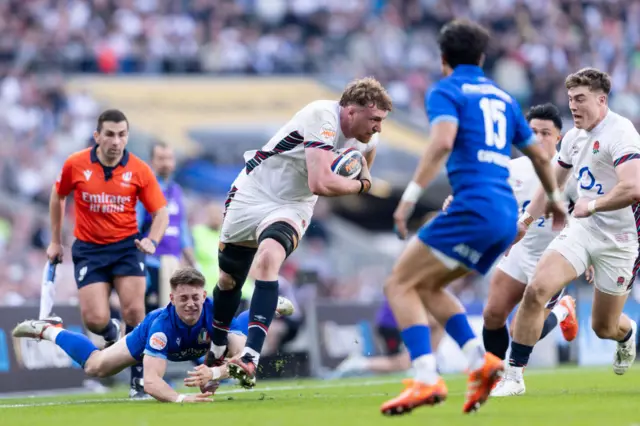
(242, 347, 260, 365)
(42, 326, 62, 342)
(211, 344, 227, 359)
(507, 365, 524, 380)
(412, 354, 439, 385)
(552, 304, 569, 323)
(462, 337, 486, 371)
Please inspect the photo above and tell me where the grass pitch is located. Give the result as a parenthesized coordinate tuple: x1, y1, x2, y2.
(1, 366, 639, 426)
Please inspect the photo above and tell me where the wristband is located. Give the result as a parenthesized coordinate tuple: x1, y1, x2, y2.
(546, 189, 562, 203)
(175, 394, 186, 403)
(150, 239, 159, 248)
(359, 179, 371, 194)
(518, 212, 534, 228)
(588, 199, 597, 215)
(401, 181, 424, 203)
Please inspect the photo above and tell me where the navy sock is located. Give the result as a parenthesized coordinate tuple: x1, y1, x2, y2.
(483, 325, 510, 360)
(539, 314, 559, 340)
(245, 280, 279, 355)
(445, 313, 476, 349)
(212, 286, 243, 347)
(127, 325, 143, 386)
(509, 341, 534, 367)
(55, 330, 99, 367)
(98, 320, 118, 342)
(400, 325, 432, 360)
(619, 328, 633, 343)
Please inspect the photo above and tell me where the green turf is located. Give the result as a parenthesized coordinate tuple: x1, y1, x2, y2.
(1, 367, 640, 426)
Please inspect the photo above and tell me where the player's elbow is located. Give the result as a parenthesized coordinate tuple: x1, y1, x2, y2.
(308, 174, 330, 196)
(431, 137, 454, 154)
(623, 180, 640, 202)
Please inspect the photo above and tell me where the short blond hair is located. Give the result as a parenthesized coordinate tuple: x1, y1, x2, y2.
(339, 77, 393, 112)
(565, 68, 611, 95)
(170, 267, 205, 290)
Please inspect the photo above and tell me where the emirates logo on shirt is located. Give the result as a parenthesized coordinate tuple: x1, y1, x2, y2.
(593, 141, 600, 154)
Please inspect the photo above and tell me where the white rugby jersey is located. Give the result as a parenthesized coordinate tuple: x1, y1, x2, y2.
(232, 100, 377, 204)
(509, 156, 577, 258)
(558, 110, 640, 245)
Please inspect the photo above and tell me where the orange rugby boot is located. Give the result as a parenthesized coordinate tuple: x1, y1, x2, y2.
(380, 377, 448, 416)
(558, 295, 578, 342)
(463, 352, 504, 414)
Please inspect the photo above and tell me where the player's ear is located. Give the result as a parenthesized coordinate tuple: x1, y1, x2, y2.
(93, 130, 99, 144)
(169, 292, 174, 304)
(202, 290, 207, 300)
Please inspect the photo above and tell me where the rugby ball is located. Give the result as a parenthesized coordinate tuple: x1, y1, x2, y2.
(331, 148, 363, 180)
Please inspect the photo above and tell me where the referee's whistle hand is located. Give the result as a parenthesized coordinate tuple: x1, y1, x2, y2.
(46, 243, 64, 264)
(135, 238, 156, 255)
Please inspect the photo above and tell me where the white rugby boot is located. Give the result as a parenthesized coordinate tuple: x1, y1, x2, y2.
(490, 365, 525, 397)
(12, 317, 63, 340)
(613, 319, 637, 375)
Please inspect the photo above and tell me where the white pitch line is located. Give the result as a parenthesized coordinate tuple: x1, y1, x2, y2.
(0, 378, 400, 409)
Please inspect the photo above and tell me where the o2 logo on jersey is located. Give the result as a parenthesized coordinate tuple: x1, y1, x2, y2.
(578, 166, 604, 195)
(479, 98, 507, 149)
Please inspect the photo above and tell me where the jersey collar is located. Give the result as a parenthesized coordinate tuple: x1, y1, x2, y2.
(452, 65, 484, 76)
(90, 144, 130, 167)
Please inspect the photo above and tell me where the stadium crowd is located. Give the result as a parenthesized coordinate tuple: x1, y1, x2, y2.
(1, 0, 640, 305)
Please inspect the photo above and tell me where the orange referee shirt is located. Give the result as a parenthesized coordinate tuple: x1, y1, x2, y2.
(56, 146, 166, 245)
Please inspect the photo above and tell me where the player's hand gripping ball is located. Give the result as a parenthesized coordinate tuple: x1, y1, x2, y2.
(331, 148, 363, 180)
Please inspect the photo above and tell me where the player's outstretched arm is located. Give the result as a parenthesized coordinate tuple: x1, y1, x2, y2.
(143, 354, 213, 403)
(574, 159, 640, 217)
(305, 148, 371, 196)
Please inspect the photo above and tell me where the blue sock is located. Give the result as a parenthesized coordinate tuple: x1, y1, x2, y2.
(445, 313, 476, 349)
(509, 341, 534, 367)
(245, 280, 279, 355)
(400, 325, 432, 361)
(539, 314, 558, 340)
(127, 324, 143, 386)
(55, 330, 99, 367)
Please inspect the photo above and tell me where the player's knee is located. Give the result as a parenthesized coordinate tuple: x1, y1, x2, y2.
(591, 318, 618, 339)
(521, 283, 550, 310)
(82, 312, 111, 334)
(217, 270, 236, 291)
(84, 354, 107, 378)
(483, 305, 508, 329)
(218, 243, 257, 290)
(120, 304, 145, 326)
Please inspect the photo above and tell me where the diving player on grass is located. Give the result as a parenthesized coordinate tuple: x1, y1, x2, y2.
(12, 268, 294, 403)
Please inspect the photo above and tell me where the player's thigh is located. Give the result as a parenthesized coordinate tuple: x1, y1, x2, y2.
(532, 225, 589, 298)
(85, 338, 137, 377)
(257, 203, 312, 252)
(77, 282, 112, 327)
(113, 275, 147, 322)
(386, 236, 468, 292)
(591, 243, 637, 297)
(526, 249, 578, 304)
